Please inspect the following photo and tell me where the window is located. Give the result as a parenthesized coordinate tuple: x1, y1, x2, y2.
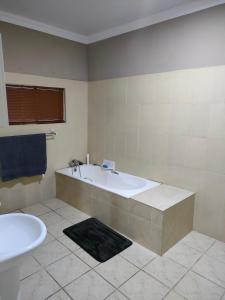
(6, 84, 65, 125)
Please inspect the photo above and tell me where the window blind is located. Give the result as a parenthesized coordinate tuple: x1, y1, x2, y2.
(6, 85, 65, 125)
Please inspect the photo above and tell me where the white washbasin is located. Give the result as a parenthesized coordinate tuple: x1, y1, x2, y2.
(0, 213, 47, 300)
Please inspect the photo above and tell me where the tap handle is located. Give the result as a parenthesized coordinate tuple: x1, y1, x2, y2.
(68, 159, 83, 167)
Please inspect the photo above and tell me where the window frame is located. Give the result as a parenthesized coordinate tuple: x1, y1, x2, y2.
(6, 83, 66, 125)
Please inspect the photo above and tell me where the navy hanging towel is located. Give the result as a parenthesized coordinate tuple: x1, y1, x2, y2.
(0, 133, 47, 181)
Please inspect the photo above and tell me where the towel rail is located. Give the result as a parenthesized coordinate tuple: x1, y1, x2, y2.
(46, 130, 56, 139)
(0, 130, 56, 140)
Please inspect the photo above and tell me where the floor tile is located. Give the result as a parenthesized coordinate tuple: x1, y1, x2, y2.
(206, 240, 225, 264)
(18, 201, 225, 300)
(120, 242, 157, 268)
(20, 269, 60, 300)
(55, 206, 87, 222)
(43, 198, 68, 210)
(144, 256, 187, 288)
(120, 270, 169, 300)
(47, 220, 72, 238)
(65, 270, 114, 300)
(68, 212, 89, 224)
(20, 256, 41, 280)
(46, 253, 90, 287)
(39, 211, 64, 227)
(164, 242, 202, 268)
(56, 206, 90, 224)
(75, 248, 100, 268)
(164, 290, 187, 300)
(57, 235, 80, 252)
(181, 231, 215, 252)
(42, 232, 55, 246)
(192, 254, 225, 288)
(33, 240, 70, 266)
(95, 255, 138, 287)
(106, 291, 128, 300)
(47, 290, 71, 300)
(21, 203, 51, 216)
(174, 271, 225, 300)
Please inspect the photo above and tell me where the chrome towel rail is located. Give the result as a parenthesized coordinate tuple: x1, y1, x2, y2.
(46, 130, 56, 139)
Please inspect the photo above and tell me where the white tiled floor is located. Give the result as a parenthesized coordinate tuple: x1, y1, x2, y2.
(13, 198, 225, 300)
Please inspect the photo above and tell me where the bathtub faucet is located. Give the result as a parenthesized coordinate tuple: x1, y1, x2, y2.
(68, 159, 82, 177)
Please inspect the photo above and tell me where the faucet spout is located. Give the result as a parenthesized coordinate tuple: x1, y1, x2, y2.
(68, 159, 82, 178)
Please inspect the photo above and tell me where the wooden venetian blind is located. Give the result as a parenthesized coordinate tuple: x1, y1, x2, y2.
(6, 84, 65, 125)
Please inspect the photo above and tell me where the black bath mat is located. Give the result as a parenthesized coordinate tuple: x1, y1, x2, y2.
(63, 218, 132, 262)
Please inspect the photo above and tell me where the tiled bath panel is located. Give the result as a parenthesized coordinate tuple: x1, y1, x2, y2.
(10, 198, 225, 300)
(56, 173, 194, 255)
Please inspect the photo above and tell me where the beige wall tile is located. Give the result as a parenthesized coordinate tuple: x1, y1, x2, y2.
(127, 75, 155, 105)
(167, 136, 186, 167)
(188, 103, 210, 138)
(206, 138, 225, 174)
(183, 137, 207, 170)
(209, 103, 225, 139)
(0, 72, 88, 213)
(170, 103, 192, 136)
(88, 65, 225, 242)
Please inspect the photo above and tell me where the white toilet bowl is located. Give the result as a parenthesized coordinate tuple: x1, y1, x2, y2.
(0, 213, 47, 300)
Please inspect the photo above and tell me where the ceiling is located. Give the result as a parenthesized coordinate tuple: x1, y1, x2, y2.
(0, 0, 224, 44)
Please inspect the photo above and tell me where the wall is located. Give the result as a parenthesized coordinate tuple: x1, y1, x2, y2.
(0, 72, 88, 212)
(88, 66, 225, 242)
(0, 21, 88, 212)
(0, 21, 88, 81)
(1, 4, 225, 242)
(88, 4, 225, 242)
(88, 4, 225, 80)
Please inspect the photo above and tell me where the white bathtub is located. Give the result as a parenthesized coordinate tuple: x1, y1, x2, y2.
(56, 164, 160, 198)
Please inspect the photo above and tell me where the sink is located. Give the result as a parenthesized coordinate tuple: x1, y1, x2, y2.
(0, 213, 47, 300)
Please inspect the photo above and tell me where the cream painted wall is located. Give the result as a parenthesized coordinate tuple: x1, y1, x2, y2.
(0, 72, 88, 213)
(88, 65, 225, 242)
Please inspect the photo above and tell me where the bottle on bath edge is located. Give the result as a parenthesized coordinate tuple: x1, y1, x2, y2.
(86, 153, 90, 165)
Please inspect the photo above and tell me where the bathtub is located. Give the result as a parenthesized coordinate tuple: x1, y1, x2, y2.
(56, 164, 160, 198)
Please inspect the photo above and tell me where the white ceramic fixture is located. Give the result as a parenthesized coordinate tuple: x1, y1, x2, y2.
(0, 213, 47, 300)
(57, 164, 160, 198)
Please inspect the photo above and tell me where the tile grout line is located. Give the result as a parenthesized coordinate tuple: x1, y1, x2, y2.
(163, 239, 220, 299)
(19, 202, 86, 299)
(20, 201, 225, 300)
(42, 230, 94, 296)
(45, 287, 73, 300)
(186, 238, 225, 291)
(181, 237, 217, 255)
(49, 244, 135, 298)
(191, 269, 225, 290)
(220, 290, 225, 300)
(118, 250, 158, 269)
(103, 288, 130, 300)
(93, 267, 137, 297)
(161, 244, 208, 299)
(44, 203, 147, 298)
(22, 202, 171, 298)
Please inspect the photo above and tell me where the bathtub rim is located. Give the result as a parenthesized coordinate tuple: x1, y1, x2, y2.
(55, 165, 161, 199)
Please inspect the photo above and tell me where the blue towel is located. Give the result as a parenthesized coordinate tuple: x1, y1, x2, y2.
(0, 134, 47, 181)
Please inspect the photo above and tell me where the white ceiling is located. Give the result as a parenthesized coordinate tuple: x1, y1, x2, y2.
(0, 0, 224, 44)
